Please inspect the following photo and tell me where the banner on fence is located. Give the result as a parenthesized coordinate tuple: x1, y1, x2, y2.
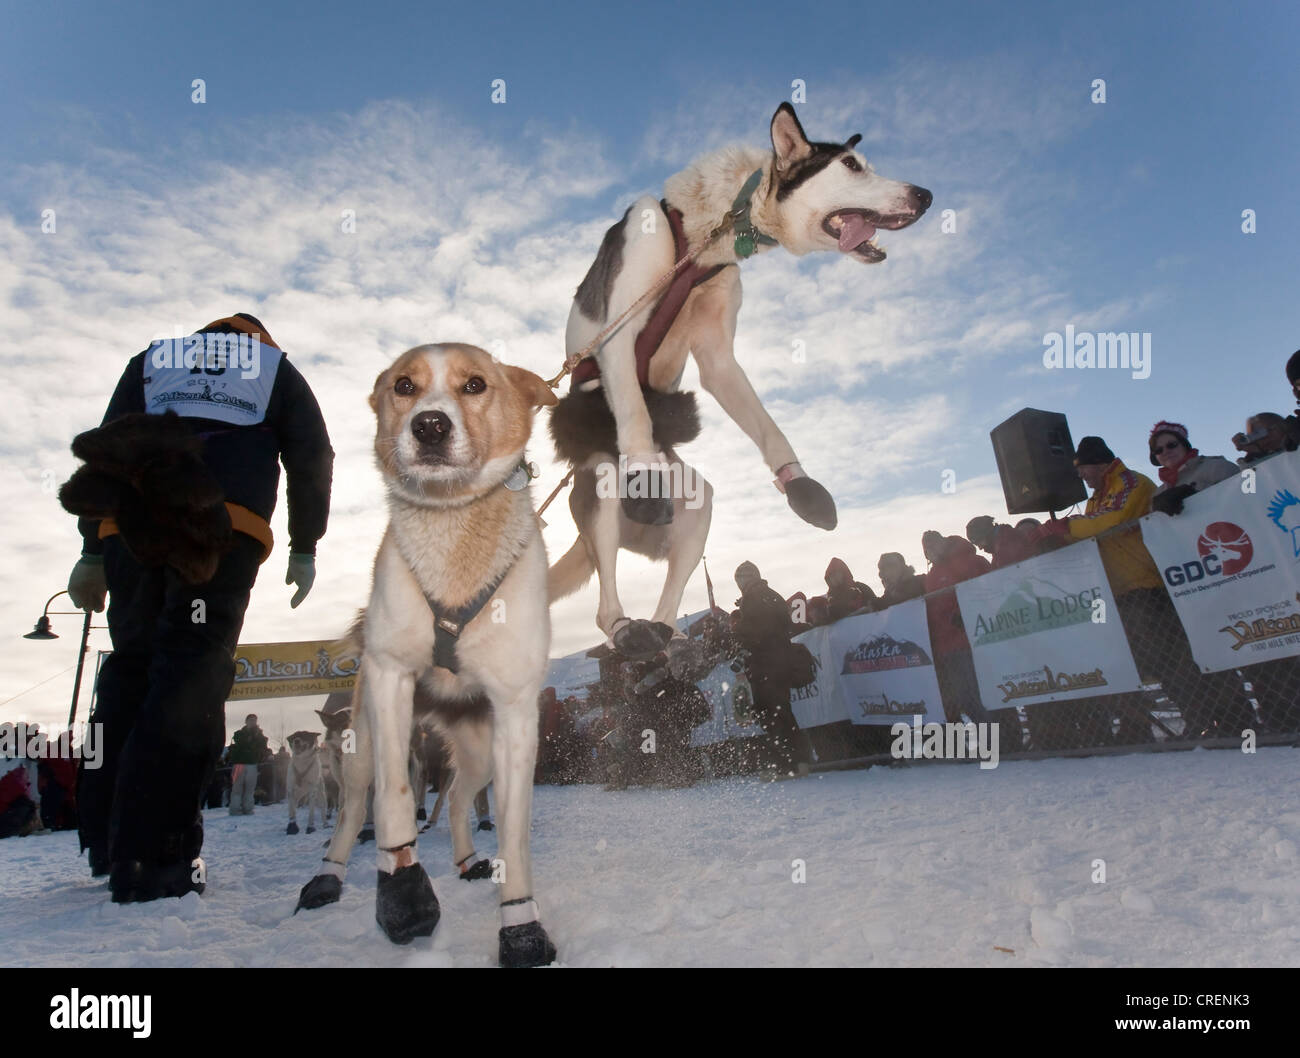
(955, 537, 1143, 707)
(819, 600, 945, 726)
(229, 640, 359, 700)
(1139, 451, 1300, 672)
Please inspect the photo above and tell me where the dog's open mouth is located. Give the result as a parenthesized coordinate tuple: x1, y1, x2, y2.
(823, 209, 921, 262)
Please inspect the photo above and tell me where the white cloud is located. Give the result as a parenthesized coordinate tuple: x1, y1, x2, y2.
(0, 81, 1150, 734)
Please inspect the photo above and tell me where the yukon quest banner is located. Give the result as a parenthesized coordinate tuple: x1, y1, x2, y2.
(823, 600, 945, 725)
(955, 537, 1142, 706)
(229, 640, 359, 700)
(1139, 451, 1300, 673)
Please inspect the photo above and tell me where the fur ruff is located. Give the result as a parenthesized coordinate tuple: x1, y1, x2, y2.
(548, 386, 701, 466)
(58, 411, 233, 584)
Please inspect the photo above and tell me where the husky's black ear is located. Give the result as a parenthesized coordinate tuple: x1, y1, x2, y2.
(845, 133, 862, 150)
(771, 103, 812, 171)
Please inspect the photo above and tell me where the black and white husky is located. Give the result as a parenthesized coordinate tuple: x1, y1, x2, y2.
(548, 103, 930, 658)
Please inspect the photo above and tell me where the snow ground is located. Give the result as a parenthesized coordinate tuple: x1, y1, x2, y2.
(3, 747, 1298, 968)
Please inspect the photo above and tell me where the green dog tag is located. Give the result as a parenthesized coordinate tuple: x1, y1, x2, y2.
(734, 232, 755, 258)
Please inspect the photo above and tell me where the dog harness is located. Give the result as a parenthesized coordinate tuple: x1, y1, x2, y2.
(571, 203, 732, 390)
(426, 572, 509, 674)
(424, 461, 534, 674)
(570, 171, 776, 391)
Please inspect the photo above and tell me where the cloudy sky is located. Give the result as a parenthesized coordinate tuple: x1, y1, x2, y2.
(2, 1, 1297, 740)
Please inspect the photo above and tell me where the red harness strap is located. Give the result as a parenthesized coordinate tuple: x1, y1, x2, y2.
(571, 202, 730, 389)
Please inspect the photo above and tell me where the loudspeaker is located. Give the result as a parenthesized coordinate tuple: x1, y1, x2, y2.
(989, 408, 1087, 515)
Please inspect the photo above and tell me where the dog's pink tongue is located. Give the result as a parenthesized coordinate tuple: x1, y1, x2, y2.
(837, 214, 876, 252)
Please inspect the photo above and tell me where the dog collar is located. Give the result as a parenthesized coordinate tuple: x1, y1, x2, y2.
(729, 169, 779, 259)
(503, 458, 539, 491)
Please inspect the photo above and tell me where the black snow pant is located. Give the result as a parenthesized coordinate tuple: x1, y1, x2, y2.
(77, 532, 263, 867)
(749, 674, 811, 771)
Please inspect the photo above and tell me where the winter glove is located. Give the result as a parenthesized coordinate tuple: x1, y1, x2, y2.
(68, 554, 107, 612)
(1151, 483, 1196, 517)
(286, 553, 316, 608)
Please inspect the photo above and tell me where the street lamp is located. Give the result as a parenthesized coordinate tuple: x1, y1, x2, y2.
(23, 590, 95, 729)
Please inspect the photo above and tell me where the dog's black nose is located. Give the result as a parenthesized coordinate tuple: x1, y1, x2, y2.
(411, 410, 452, 446)
(909, 185, 933, 213)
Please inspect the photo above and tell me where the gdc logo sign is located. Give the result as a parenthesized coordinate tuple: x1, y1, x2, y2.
(1164, 521, 1254, 586)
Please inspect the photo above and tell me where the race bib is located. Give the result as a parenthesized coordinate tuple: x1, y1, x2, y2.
(142, 333, 282, 426)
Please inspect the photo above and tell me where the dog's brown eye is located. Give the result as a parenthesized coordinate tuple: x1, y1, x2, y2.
(463, 376, 486, 394)
(395, 376, 415, 396)
(841, 156, 862, 173)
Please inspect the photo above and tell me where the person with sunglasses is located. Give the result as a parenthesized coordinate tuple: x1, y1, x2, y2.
(1148, 421, 1238, 516)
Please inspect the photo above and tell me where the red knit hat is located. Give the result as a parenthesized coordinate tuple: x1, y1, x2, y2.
(1148, 420, 1189, 465)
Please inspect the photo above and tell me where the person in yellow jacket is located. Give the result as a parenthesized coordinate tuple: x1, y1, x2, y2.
(1033, 436, 1253, 741)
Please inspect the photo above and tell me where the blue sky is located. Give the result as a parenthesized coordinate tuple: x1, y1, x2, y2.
(2, 0, 1298, 734)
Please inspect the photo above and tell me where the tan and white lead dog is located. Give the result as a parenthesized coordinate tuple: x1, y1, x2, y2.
(296, 343, 558, 968)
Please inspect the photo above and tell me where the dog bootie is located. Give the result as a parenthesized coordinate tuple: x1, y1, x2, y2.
(375, 862, 441, 945)
(476, 819, 494, 832)
(295, 872, 342, 912)
(286, 821, 300, 835)
(620, 467, 674, 526)
(784, 476, 837, 530)
(612, 618, 674, 660)
(460, 858, 493, 881)
(499, 921, 556, 968)
(306, 825, 316, 834)
(357, 826, 375, 845)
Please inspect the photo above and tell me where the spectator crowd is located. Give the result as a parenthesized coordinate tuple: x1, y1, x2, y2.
(530, 349, 1300, 781)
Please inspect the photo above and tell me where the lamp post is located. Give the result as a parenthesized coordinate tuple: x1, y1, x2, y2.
(23, 590, 96, 730)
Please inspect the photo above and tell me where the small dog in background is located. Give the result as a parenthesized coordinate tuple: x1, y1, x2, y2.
(285, 731, 327, 835)
(317, 693, 352, 824)
(318, 694, 441, 841)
